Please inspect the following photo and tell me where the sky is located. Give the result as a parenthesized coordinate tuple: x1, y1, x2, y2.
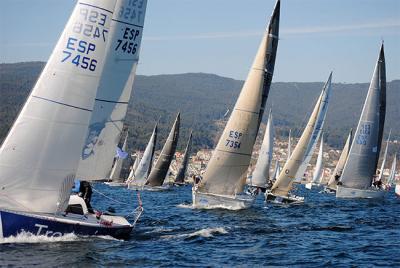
(0, 0, 399, 83)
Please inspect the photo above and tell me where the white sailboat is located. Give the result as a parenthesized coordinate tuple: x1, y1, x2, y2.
(0, 0, 142, 239)
(265, 73, 332, 204)
(250, 111, 274, 191)
(386, 154, 397, 187)
(377, 130, 391, 182)
(306, 134, 324, 190)
(271, 160, 281, 182)
(104, 133, 129, 186)
(127, 152, 141, 181)
(127, 123, 158, 189)
(325, 129, 353, 193)
(192, 0, 280, 210)
(336, 44, 386, 199)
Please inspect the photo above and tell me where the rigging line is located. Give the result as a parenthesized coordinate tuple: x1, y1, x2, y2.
(92, 187, 132, 206)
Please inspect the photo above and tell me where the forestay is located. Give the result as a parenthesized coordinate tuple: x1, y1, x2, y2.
(175, 131, 193, 184)
(340, 45, 386, 189)
(198, 0, 280, 196)
(146, 113, 180, 187)
(0, 0, 116, 213)
(251, 111, 274, 187)
(76, 0, 148, 180)
(271, 74, 331, 197)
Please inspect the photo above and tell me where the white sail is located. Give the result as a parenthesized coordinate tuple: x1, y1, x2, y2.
(340, 45, 386, 189)
(311, 134, 324, 184)
(197, 0, 280, 196)
(0, 0, 116, 213)
(327, 129, 353, 189)
(295, 73, 332, 179)
(109, 133, 128, 182)
(378, 130, 391, 181)
(387, 154, 397, 186)
(251, 111, 274, 187)
(127, 153, 141, 180)
(76, 0, 148, 180)
(129, 124, 157, 187)
(271, 159, 280, 181)
(271, 73, 332, 197)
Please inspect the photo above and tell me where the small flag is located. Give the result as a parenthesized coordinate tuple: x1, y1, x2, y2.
(116, 147, 128, 159)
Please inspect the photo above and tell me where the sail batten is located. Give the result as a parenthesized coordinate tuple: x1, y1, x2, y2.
(340, 45, 386, 189)
(198, 0, 280, 196)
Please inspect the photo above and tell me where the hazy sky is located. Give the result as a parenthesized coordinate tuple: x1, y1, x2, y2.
(0, 0, 399, 82)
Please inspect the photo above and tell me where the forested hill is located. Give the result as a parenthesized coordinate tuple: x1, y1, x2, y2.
(1, 62, 399, 152)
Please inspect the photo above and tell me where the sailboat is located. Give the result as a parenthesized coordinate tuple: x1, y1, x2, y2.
(145, 113, 180, 189)
(306, 134, 324, 190)
(271, 160, 281, 182)
(0, 0, 147, 239)
(192, 0, 280, 210)
(249, 111, 274, 192)
(174, 131, 193, 186)
(336, 44, 386, 199)
(385, 154, 397, 190)
(325, 129, 353, 193)
(127, 123, 157, 189)
(127, 152, 141, 182)
(377, 130, 391, 182)
(105, 133, 129, 186)
(265, 73, 332, 204)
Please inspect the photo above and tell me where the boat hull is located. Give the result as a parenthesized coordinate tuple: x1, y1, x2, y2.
(192, 189, 254, 210)
(395, 185, 400, 197)
(336, 185, 385, 199)
(264, 191, 304, 204)
(322, 186, 336, 194)
(0, 209, 134, 239)
(104, 181, 126, 187)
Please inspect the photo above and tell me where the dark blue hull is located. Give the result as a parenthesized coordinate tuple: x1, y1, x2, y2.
(0, 210, 133, 239)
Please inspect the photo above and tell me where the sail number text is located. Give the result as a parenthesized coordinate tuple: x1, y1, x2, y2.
(62, 37, 97, 71)
(225, 131, 242, 149)
(73, 8, 109, 42)
(118, 0, 146, 24)
(115, 27, 141, 55)
(356, 124, 371, 145)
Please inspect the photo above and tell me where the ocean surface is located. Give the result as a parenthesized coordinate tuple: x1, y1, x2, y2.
(1, 183, 399, 267)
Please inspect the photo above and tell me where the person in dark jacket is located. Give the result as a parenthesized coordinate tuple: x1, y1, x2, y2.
(79, 181, 94, 213)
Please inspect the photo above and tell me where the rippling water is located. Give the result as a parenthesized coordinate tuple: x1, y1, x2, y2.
(1, 183, 399, 267)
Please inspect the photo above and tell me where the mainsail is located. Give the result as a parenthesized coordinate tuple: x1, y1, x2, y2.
(109, 133, 128, 182)
(76, 0, 148, 180)
(295, 73, 332, 179)
(271, 159, 280, 181)
(0, 0, 116, 213)
(340, 45, 386, 189)
(378, 130, 391, 181)
(311, 134, 324, 184)
(271, 73, 331, 197)
(251, 111, 274, 187)
(129, 123, 157, 187)
(327, 129, 353, 189)
(146, 113, 180, 186)
(197, 0, 280, 196)
(175, 131, 193, 184)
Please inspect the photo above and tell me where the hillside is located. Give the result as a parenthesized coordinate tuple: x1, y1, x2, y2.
(1, 62, 399, 153)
